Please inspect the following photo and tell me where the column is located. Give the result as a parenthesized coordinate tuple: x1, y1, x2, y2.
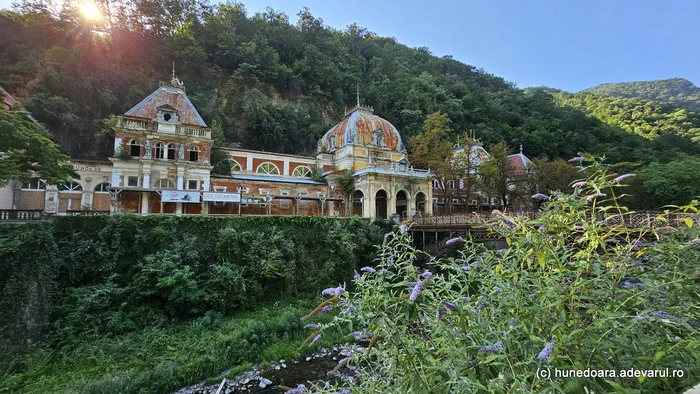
(140, 192, 150, 215)
(142, 163, 152, 190)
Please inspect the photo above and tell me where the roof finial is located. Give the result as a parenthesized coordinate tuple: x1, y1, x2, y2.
(356, 83, 360, 107)
(172, 61, 175, 79)
(519, 144, 523, 154)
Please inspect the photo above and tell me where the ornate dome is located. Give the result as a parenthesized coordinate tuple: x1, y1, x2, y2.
(319, 106, 406, 152)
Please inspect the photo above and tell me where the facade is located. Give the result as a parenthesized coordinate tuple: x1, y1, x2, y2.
(1, 76, 433, 219)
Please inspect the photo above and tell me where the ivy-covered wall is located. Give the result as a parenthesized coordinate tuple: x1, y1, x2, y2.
(0, 215, 387, 363)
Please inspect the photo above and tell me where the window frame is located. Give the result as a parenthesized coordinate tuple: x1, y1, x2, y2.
(21, 178, 46, 190)
(292, 166, 313, 178)
(187, 180, 199, 190)
(128, 139, 141, 157)
(256, 162, 280, 175)
(127, 176, 139, 188)
(59, 181, 83, 193)
(188, 146, 200, 162)
(94, 182, 111, 193)
(153, 142, 165, 159)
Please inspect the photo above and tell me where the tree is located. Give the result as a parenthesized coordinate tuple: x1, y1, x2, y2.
(479, 142, 517, 209)
(409, 113, 454, 214)
(642, 156, 700, 206)
(0, 104, 77, 186)
(525, 157, 581, 196)
(451, 135, 482, 213)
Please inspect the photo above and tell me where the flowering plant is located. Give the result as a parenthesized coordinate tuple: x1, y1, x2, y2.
(304, 158, 699, 393)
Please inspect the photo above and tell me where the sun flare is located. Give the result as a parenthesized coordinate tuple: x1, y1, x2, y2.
(79, 1, 102, 21)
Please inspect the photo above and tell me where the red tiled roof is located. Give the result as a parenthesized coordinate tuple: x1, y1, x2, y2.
(320, 106, 405, 152)
(124, 82, 207, 127)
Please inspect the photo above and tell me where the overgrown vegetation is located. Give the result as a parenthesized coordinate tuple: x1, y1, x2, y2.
(307, 158, 700, 393)
(0, 216, 386, 376)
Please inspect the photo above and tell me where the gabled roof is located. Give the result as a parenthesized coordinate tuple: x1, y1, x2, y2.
(507, 153, 532, 174)
(124, 83, 207, 127)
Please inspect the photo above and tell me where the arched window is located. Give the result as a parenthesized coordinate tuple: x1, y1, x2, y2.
(153, 142, 165, 159)
(432, 179, 440, 189)
(22, 178, 46, 190)
(167, 144, 176, 160)
(60, 181, 82, 192)
(94, 182, 111, 192)
(256, 162, 280, 175)
(128, 139, 140, 156)
(188, 146, 199, 162)
(292, 166, 312, 178)
(230, 160, 242, 173)
(153, 179, 175, 189)
(447, 180, 455, 189)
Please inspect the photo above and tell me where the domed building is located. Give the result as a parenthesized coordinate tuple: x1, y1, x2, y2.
(317, 105, 433, 219)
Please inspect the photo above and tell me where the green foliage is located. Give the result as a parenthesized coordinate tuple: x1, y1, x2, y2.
(0, 103, 78, 186)
(582, 78, 700, 112)
(642, 155, 700, 206)
(310, 159, 700, 393)
(1, 300, 337, 394)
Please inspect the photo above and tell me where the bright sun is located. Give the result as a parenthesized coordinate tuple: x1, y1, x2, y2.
(79, 2, 102, 21)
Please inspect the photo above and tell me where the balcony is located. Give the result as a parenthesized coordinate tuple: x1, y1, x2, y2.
(117, 117, 211, 139)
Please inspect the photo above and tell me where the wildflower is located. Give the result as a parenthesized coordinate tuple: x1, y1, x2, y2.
(509, 317, 517, 325)
(574, 225, 583, 231)
(321, 286, 345, 296)
(436, 307, 445, 320)
(360, 266, 376, 273)
(651, 311, 673, 319)
(479, 341, 503, 353)
(636, 316, 646, 322)
(493, 286, 501, 293)
(422, 271, 433, 279)
(341, 304, 355, 315)
(475, 304, 485, 313)
(410, 279, 428, 301)
(287, 384, 306, 394)
(571, 181, 587, 188)
(675, 336, 682, 342)
(613, 173, 636, 183)
(461, 263, 475, 271)
(538, 225, 546, 233)
(568, 156, 585, 163)
(537, 342, 554, 363)
(379, 268, 388, 274)
(387, 257, 394, 266)
(304, 323, 317, 329)
(400, 224, 408, 234)
(446, 237, 461, 245)
(531, 193, 550, 201)
(353, 270, 360, 280)
(320, 305, 333, 313)
(348, 331, 363, 341)
(530, 291, 538, 299)
(442, 301, 457, 311)
(311, 334, 322, 345)
(500, 217, 516, 229)
(586, 192, 606, 201)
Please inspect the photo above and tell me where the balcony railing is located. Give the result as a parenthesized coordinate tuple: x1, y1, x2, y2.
(117, 117, 211, 139)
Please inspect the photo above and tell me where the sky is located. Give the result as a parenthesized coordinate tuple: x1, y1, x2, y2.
(1, 0, 698, 91)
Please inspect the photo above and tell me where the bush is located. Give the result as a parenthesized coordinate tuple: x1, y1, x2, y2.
(309, 158, 700, 393)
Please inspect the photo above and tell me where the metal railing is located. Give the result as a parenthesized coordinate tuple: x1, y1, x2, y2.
(0, 209, 44, 221)
(65, 210, 110, 216)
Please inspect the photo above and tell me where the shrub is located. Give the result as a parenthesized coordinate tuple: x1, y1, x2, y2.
(308, 158, 700, 393)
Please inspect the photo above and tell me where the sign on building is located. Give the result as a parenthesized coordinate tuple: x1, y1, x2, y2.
(161, 191, 201, 203)
(202, 192, 241, 202)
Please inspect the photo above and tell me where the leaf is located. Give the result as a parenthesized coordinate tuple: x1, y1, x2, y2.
(683, 217, 693, 228)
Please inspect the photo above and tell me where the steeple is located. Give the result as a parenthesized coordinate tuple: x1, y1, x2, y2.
(356, 83, 360, 107)
(519, 144, 523, 154)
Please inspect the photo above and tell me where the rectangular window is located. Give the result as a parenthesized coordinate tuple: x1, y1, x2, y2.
(317, 193, 326, 198)
(214, 186, 226, 192)
(187, 180, 199, 190)
(127, 176, 139, 187)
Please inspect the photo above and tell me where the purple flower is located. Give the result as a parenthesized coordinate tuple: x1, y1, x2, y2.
(462, 263, 476, 271)
(320, 305, 333, 313)
(651, 311, 673, 319)
(410, 279, 428, 301)
(493, 286, 501, 293)
(379, 268, 388, 274)
(360, 266, 376, 273)
(422, 271, 433, 279)
(531, 291, 538, 299)
(348, 331, 363, 341)
(288, 384, 306, 394)
(574, 225, 583, 230)
(537, 342, 554, 363)
(586, 192, 606, 201)
(353, 270, 360, 280)
(509, 317, 516, 325)
(442, 301, 457, 311)
(614, 173, 636, 183)
(479, 341, 503, 353)
(321, 286, 345, 296)
(571, 181, 587, 188)
(531, 193, 550, 201)
(400, 224, 408, 234)
(387, 257, 394, 266)
(311, 334, 322, 345)
(304, 323, 317, 329)
(446, 237, 461, 245)
(475, 304, 485, 313)
(500, 217, 516, 229)
(436, 307, 445, 320)
(675, 336, 682, 342)
(538, 225, 546, 233)
(568, 156, 585, 163)
(341, 304, 355, 315)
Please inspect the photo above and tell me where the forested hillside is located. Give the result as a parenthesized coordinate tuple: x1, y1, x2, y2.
(581, 78, 700, 112)
(1, 0, 699, 166)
